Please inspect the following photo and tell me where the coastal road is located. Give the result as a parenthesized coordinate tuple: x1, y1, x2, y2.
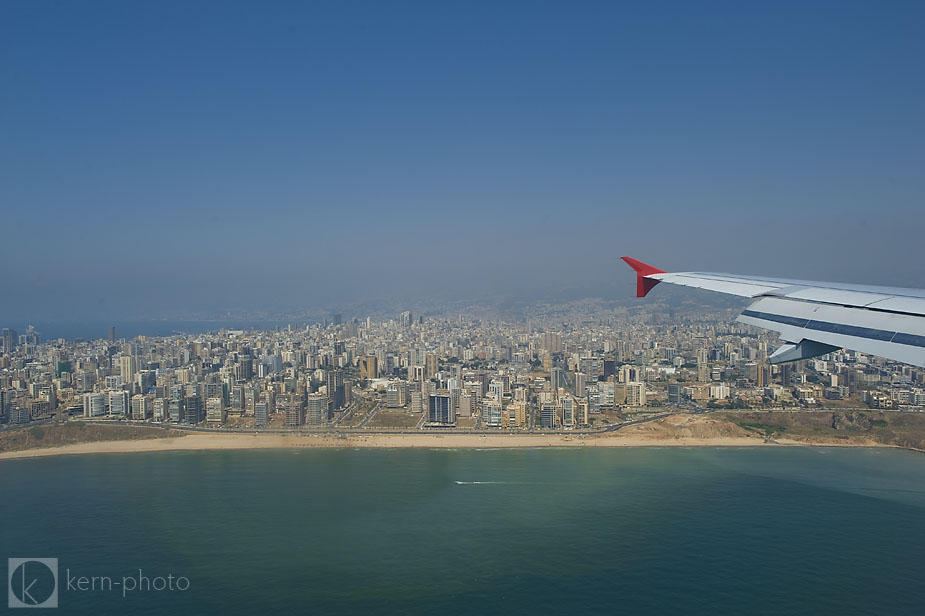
(357, 403, 383, 429)
(600, 413, 672, 433)
(331, 402, 356, 427)
(71, 406, 898, 438)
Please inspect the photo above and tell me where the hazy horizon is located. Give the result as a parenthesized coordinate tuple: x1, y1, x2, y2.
(3, 1, 924, 321)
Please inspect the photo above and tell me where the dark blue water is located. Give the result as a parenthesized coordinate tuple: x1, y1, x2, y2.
(2, 447, 924, 614)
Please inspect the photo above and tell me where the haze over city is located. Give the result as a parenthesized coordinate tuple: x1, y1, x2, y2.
(2, 0, 924, 322)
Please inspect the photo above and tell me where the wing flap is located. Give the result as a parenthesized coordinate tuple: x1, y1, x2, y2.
(737, 296, 925, 367)
(864, 296, 925, 316)
(782, 288, 893, 307)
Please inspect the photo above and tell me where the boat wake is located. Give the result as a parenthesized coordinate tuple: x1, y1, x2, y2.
(454, 480, 521, 485)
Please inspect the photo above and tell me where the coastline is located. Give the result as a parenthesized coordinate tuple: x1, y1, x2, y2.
(0, 430, 890, 461)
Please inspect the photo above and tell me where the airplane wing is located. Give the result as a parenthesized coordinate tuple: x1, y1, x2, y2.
(621, 256, 925, 368)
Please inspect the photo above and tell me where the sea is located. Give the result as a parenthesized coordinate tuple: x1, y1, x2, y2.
(2, 447, 924, 614)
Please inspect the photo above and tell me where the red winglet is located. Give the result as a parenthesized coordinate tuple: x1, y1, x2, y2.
(620, 256, 667, 298)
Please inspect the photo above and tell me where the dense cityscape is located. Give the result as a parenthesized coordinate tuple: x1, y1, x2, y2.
(2, 300, 923, 434)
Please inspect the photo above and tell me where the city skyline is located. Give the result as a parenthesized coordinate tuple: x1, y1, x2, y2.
(1, 297, 922, 451)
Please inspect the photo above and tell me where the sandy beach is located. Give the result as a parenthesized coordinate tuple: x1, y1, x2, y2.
(0, 414, 897, 461)
(0, 421, 891, 462)
(0, 431, 772, 460)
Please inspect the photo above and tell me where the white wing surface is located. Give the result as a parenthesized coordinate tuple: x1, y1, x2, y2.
(621, 257, 925, 368)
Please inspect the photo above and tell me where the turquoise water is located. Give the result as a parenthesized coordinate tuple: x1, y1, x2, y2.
(3, 447, 925, 614)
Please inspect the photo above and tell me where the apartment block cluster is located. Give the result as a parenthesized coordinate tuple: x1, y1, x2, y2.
(0, 325, 352, 429)
(1, 304, 923, 431)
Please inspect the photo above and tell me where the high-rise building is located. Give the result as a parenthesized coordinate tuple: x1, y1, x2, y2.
(709, 384, 730, 400)
(408, 365, 426, 382)
(560, 395, 576, 427)
(19, 326, 40, 346)
(38, 385, 56, 410)
(482, 400, 503, 428)
(540, 402, 557, 428)
(231, 385, 244, 412)
(75, 372, 96, 393)
(542, 331, 562, 353)
(757, 364, 769, 388)
(541, 352, 553, 372)
(255, 401, 269, 427)
(131, 394, 149, 420)
(428, 393, 454, 424)
(574, 372, 587, 397)
(619, 365, 640, 383)
(108, 326, 116, 343)
(185, 395, 202, 424)
(235, 360, 254, 382)
(509, 401, 528, 428)
(399, 311, 412, 328)
(29, 401, 50, 420)
(457, 391, 473, 417)
(780, 364, 793, 387)
(425, 352, 438, 379)
(244, 386, 258, 414)
(1, 328, 18, 353)
(168, 398, 185, 423)
(307, 393, 329, 425)
(284, 396, 304, 427)
(410, 391, 424, 414)
(120, 355, 138, 387)
(327, 370, 345, 409)
(108, 390, 129, 416)
(83, 393, 106, 417)
(580, 357, 601, 382)
(550, 367, 564, 394)
(626, 382, 646, 407)
(358, 355, 379, 380)
(9, 406, 30, 424)
(136, 370, 156, 393)
(203, 382, 224, 400)
(386, 383, 408, 408)
(577, 398, 589, 425)
(206, 397, 226, 423)
(668, 383, 682, 406)
(153, 398, 168, 422)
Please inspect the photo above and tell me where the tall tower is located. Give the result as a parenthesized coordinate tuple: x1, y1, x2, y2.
(550, 367, 564, 394)
(428, 393, 454, 423)
(326, 370, 345, 409)
(425, 352, 438, 379)
(120, 355, 138, 385)
(307, 393, 329, 425)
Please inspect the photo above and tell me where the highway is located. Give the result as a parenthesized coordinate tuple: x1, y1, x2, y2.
(330, 402, 356, 427)
(356, 402, 383, 429)
(46, 404, 918, 438)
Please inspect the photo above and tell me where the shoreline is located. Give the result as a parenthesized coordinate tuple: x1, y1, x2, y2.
(0, 430, 898, 461)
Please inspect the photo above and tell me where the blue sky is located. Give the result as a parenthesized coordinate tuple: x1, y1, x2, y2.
(2, 1, 923, 319)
